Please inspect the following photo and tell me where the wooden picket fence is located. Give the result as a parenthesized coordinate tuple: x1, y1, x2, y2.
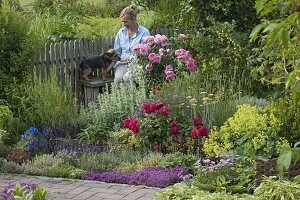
(32, 28, 184, 102)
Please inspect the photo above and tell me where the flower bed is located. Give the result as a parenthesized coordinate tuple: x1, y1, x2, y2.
(1, 182, 39, 200)
(82, 165, 190, 188)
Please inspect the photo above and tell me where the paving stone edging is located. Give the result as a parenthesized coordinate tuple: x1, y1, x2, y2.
(0, 173, 160, 200)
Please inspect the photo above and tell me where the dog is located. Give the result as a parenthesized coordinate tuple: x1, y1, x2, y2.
(79, 49, 121, 81)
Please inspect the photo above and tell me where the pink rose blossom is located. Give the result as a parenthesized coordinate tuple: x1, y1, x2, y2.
(160, 106, 170, 117)
(145, 64, 153, 72)
(133, 44, 143, 52)
(165, 65, 174, 72)
(123, 119, 131, 128)
(165, 70, 174, 76)
(166, 74, 174, 80)
(148, 53, 156, 61)
(159, 48, 165, 56)
(143, 36, 155, 45)
(152, 55, 161, 63)
(186, 58, 198, 72)
(139, 45, 151, 55)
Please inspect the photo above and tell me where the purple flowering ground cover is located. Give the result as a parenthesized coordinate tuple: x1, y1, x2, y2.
(1, 182, 38, 200)
(81, 165, 190, 188)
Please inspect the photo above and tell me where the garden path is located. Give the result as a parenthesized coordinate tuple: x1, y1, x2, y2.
(0, 173, 159, 200)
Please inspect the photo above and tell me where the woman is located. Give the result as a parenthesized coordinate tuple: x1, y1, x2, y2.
(113, 5, 150, 84)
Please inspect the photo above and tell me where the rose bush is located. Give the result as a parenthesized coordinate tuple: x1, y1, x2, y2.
(132, 33, 198, 90)
(123, 102, 209, 154)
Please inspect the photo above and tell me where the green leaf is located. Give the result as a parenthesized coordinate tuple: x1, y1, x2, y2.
(277, 150, 292, 177)
(280, 28, 289, 49)
(250, 23, 266, 42)
(267, 30, 280, 46)
(263, 23, 280, 33)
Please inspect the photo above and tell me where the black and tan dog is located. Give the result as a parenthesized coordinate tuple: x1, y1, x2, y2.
(79, 49, 121, 81)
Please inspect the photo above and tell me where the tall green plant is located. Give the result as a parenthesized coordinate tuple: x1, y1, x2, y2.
(27, 69, 78, 129)
(0, 0, 38, 101)
(250, 0, 300, 95)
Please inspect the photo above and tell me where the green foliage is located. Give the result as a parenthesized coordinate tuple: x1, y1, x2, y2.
(107, 128, 133, 152)
(78, 123, 110, 144)
(153, 185, 257, 200)
(9, 183, 48, 200)
(0, 0, 38, 102)
(265, 94, 300, 144)
(158, 152, 198, 173)
(48, 163, 75, 178)
(194, 166, 254, 194)
(277, 141, 300, 178)
(0, 141, 13, 158)
(74, 150, 142, 172)
(0, 105, 13, 129)
(250, 0, 300, 95)
(203, 105, 280, 159)
(23, 154, 63, 176)
(180, 0, 258, 32)
(69, 168, 86, 179)
(254, 176, 300, 200)
(27, 71, 78, 130)
(79, 81, 147, 143)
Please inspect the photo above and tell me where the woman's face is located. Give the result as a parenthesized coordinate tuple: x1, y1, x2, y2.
(120, 16, 136, 29)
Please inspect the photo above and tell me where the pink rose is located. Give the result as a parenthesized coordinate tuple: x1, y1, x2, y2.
(153, 55, 161, 63)
(165, 74, 174, 80)
(145, 64, 153, 72)
(148, 53, 156, 61)
(165, 70, 174, 76)
(159, 48, 165, 56)
(186, 58, 198, 72)
(143, 36, 155, 45)
(152, 102, 164, 111)
(165, 65, 174, 72)
(160, 106, 170, 117)
(139, 45, 150, 55)
(130, 125, 139, 134)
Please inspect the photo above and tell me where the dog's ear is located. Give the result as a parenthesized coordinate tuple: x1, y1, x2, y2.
(104, 52, 113, 60)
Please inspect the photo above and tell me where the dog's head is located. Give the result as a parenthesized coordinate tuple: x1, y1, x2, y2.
(104, 49, 121, 62)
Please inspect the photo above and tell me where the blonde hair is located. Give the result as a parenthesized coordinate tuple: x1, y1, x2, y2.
(120, 5, 137, 19)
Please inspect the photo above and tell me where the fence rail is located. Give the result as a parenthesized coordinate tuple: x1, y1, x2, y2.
(32, 28, 184, 101)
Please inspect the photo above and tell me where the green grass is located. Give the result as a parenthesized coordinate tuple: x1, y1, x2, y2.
(19, 0, 106, 8)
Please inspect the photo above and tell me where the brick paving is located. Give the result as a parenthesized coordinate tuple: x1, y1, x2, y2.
(0, 173, 160, 200)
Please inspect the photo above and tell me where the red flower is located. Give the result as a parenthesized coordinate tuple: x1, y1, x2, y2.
(193, 116, 203, 127)
(154, 86, 161, 92)
(191, 129, 198, 138)
(170, 126, 179, 136)
(152, 102, 164, 112)
(123, 119, 131, 128)
(198, 127, 208, 136)
(152, 145, 161, 152)
(160, 106, 170, 117)
(170, 120, 178, 127)
(129, 118, 138, 127)
(130, 125, 140, 134)
(140, 102, 150, 110)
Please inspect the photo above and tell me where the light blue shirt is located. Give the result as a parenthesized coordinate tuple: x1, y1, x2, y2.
(114, 25, 150, 68)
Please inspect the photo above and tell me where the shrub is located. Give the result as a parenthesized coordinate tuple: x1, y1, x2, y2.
(0, 0, 38, 102)
(27, 71, 78, 131)
(0, 158, 25, 174)
(265, 95, 300, 145)
(203, 104, 280, 159)
(23, 154, 63, 176)
(0, 142, 13, 158)
(0, 105, 13, 130)
(153, 185, 257, 200)
(158, 152, 197, 173)
(48, 163, 75, 178)
(254, 177, 300, 200)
